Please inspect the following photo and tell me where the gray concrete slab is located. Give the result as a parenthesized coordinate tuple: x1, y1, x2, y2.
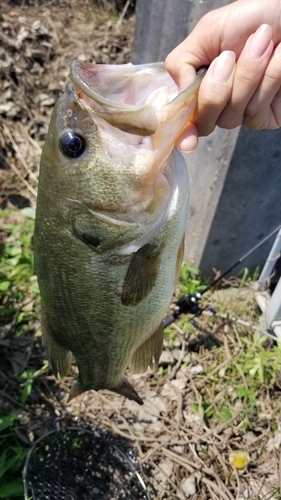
(198, 127, 281, 277)
(132, 0, 281, 278)
(132, 0, 230, 63)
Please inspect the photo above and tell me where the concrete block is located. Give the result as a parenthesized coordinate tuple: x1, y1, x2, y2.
(132, 0, 281, 278)
(197, 128, 281, 277)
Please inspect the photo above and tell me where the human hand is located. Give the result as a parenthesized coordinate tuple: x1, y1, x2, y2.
(165, 0, 281, 151)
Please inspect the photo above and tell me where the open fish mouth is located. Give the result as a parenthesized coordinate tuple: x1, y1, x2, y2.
(70, 60, 206, 137)
(70, 60, 173, 135)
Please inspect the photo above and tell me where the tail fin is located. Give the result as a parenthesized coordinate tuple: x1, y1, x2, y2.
(111, 378, 143, 405)
(67, 378, 143, 405)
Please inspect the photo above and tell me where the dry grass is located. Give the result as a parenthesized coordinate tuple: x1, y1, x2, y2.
(0, 0, 134, 208)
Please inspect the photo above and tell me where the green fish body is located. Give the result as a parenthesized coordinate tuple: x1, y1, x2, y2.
(34, 61, 205, 404)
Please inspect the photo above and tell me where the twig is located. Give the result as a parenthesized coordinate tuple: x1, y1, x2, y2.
(151, 459, 185, 499)
(203, 408, 245, 440)
(162, 448, 235, 500)
(206, 482, 220, 500)
(232, 466, 241, 500)
(279, 451, 281, 491)
(201, 477, 233, 500)
(170, 322, 186, 335)
(169, 339, 186, 380)
(0, 389, 34, 413)
(140, 430, 178, 463)
(217, 312, 280, 342)
(2, 123, 37, 198)
(115, 0, 131, 30)
(95, 417, 164, 443)
(95, 392, 138, 441)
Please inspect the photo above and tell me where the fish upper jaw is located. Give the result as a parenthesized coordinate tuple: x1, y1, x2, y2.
(70, 60, 206, 176)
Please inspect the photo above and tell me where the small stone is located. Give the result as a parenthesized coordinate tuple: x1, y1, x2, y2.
(180, 475, 196, 496)
(171, 378, 186, 391)
(159, 350, 174, 365)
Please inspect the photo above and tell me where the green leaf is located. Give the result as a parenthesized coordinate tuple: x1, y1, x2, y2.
(204, 406, 214, 419)
(0, 453, 20, 479)
(17, 311, 28, 324)
(5, 247, 22, 257)
(18, 369, 36, 382)
(0, 415, 17, 433)
(0, 480, 23, 497)
(0, 281, 10, 292)
(237, 386, 249, 399)
(218, 407, 232, 422)
(6, 257, 20, 268)
(21, 379, 33, 404)
(0, 451, 7, 478)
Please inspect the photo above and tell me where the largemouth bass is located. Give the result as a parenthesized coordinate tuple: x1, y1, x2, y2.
(34, 61, 206, 405)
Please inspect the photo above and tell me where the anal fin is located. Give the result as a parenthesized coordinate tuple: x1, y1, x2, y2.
(130, 324, 164, 373)
(41, 312, 72, 378)
(67, 380, 84, 402)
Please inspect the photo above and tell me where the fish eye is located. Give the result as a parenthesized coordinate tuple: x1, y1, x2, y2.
(59, 131, 86, 158)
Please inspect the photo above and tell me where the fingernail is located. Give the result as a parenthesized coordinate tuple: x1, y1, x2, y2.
(177, 135, 198, 152)
(211, 51, 236, 82)
(248, 24, 272, 57)
(276, 41, 281, 56)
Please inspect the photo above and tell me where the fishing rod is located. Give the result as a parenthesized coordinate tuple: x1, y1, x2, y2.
(163, 223, 281, 329)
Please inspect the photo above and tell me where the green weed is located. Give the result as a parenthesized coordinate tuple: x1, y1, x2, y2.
(0, 210, 39, 336)
(178, 262, 207, 296)
(234, 333, 281, 386)
(0, 415, 24, 499)
(0, 210, 40, 499)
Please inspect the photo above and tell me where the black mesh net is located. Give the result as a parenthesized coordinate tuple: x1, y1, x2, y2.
(23, 427, 151, 500)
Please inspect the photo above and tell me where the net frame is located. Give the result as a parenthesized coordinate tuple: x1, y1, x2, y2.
(22, 426, 152, 500)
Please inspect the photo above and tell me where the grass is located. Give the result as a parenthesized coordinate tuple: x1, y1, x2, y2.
(0, 210, 40, 499)
(0, 210, 39, 337)
(1, 210, 281, 498)
(168, 264, 281, 432)
(0, 415, 25, 499)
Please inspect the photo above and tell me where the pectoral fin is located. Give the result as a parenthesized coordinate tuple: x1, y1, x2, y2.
(121, 243, 163, 306)
(130, 324, 164, 373)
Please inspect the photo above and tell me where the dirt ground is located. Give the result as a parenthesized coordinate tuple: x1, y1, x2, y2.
(0, 0, 133, 209)
(1, 2, 281, 499)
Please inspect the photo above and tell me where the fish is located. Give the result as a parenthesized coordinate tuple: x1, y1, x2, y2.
(34, 61, 206, 405)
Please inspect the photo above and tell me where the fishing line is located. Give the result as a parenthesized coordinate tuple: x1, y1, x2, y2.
(164, 223, 281, 328)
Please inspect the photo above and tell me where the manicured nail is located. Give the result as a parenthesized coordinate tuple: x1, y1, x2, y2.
(211, 51, 236, 82)
(276, 41, 281, 56)
(177, 134, 198, 152)
(248, 24, 272, 57)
